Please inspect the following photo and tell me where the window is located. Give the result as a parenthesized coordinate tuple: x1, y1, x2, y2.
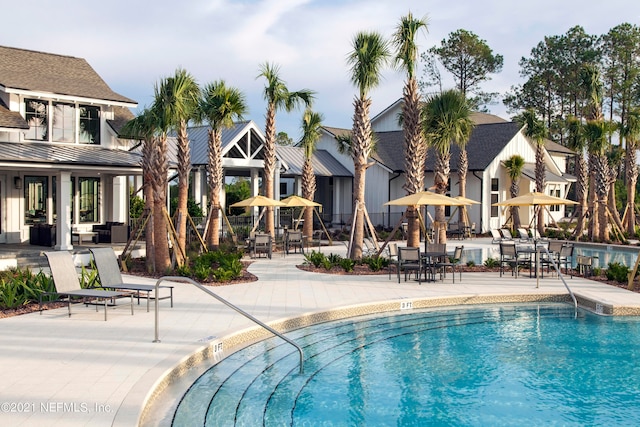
(25, 99, 48, 141)
(24, 176, 48, 225)
(549, 188, 561, 212)
(490, 178, 499, 217)
(79, 177, 100, 223)
(79, 105, 100, 144)
(52, 102, 75, 142)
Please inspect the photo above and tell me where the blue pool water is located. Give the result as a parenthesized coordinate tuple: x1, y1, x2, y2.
(173, 304, 640, 426)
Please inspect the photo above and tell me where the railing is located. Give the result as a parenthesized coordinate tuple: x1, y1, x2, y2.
(153, 276, 304, 374)
(538, 245, 578, 317)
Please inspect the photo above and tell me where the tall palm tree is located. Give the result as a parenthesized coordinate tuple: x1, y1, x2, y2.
(515, 109, 547, 234)
(622, 107, 640, 235)
(198, 80, 248, 248)
(422, 89, 473, 244)
(504, 155, 525, 229)
(392, 12, 428, 248)
(155, 69, 199, 265)
(585, 120, 610, 241)
(298, 109, 324, 245)
(121, 107, 159, 272)
(257, 62, 314, 238)
(347, 31, 391, 259)
(566, 116, 589, 239)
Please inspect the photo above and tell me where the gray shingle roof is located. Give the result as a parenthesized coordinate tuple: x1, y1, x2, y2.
(277, 145, 352, 177)
(0, 98, 29, 129)
(0, 141, 142, 169)
(371, 121, 523, 172)
(0, 45, 136, 105)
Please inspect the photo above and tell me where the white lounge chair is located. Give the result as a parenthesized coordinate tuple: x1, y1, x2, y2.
(89, 248, 174, 312)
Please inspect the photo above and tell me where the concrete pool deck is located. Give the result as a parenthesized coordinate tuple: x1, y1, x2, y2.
(2, 237, 640, 426)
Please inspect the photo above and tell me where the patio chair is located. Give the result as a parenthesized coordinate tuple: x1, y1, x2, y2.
(252, 233, 272, 259)
(89, 248, 174, 312)
(499, 242, 530, 278)
(397, 247, 423, 284)
(490, 229, 503, 243)
(285, 231, 304, 254)
(436, 246, 464, 283)
(517, 228, 532, 242)
(40, 251, 133, 321)
(387, 243, 399, 280)
(363, 237, 378, 257)
(499, 228, 514, 241)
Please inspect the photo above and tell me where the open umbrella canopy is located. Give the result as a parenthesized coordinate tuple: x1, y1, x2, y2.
(453, 195, 480, 205)
(279, 195, 322, 208)
(492, 191, 578, 207)
(385, 191, 470, 207)
(229, 195, 286, 208)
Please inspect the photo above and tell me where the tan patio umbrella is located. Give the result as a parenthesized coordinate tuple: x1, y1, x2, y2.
(453, 195, 480, 205)
(230, 195, 286, 234)
(385, 191, 470, 249)
(279, 195, 331, 244)
(493, 191, 578, 287)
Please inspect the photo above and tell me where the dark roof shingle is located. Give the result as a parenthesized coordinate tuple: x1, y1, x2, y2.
(0, 45, 136, 105)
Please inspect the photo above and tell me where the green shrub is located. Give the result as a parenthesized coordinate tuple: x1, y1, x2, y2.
(339, 258, 356, 272)
(363, 256, 387, 272)
(322, 258, 333, 270)
(305, 251, 327, 268)
(327, 253, 342, 265)
(466, 260, 476, 267)
(606, 262, 631, 283)
(0, 267, 56, 309)
(484, 257, 499, 268)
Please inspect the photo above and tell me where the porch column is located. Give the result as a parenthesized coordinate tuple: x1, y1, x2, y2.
(55, 171, 73, 250)
(250, 168, 260, 221)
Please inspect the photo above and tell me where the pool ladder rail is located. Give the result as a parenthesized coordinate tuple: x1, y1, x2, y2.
(152, 276, 305, 374)
(537, 245, 578, 317)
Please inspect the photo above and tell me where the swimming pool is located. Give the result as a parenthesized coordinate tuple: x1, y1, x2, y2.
(172, 304, 640, 426)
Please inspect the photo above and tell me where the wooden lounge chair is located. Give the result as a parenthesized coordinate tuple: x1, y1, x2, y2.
(89, 248, 174, 312)
(40, 251, 133, 321)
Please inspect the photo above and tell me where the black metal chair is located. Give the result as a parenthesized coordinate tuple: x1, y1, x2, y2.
(387, 243, 399, 280)
(499, 242, 529, 278)
(398, 247, 423, 284)
(437, 246, 464, 283)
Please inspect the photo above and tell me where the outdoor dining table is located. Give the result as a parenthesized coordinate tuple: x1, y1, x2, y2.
(421, 250, 448, 282)
(516, 242, 548, 278)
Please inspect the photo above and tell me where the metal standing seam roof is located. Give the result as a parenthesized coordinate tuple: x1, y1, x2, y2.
(276, 145, 352, 177)
(521, 164, 577, 184)
(0, 45, 136, 105)
(0, 141, 142, 169)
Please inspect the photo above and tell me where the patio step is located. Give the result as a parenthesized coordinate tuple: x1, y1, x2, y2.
(14, 253, 48, 270)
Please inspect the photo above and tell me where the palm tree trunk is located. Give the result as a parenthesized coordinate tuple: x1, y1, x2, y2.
(573, 153, 588, 238)
(141, 137, 156, 272)
(434, 150, 450, 244)
(626, 141, 638, 235)
(350, 96, 372, 260)
(263, 102, 277, 238)
(458, 149, 468, 226)
(402, 78, 425, 248)
(594, 154, 609, 241)
(302, 159, 316, 247)
(207, 129, 224, 248)
(150, 135, 170, 271)
(175, 120, 190, 265)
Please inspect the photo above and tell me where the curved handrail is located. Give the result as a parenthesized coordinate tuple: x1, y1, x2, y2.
(538, 246, 578, 317)
(153, 276, 304, 374)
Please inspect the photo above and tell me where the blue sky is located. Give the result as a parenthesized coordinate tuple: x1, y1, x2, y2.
(3, 0, 640, 139)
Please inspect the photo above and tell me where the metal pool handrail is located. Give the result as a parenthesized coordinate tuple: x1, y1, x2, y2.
(153, 276, 304, 374)
(538, 246, 578, 317)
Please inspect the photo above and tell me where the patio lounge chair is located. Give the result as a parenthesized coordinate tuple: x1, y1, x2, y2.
(89, 248, 174, 312)
(490, 229, 503, 243)
(40, 251, 133, 321)
(517, 228, 532, 242)
(499, 228, 514, 241)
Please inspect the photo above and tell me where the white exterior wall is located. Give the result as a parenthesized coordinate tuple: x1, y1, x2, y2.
(364, 164, 391, 226)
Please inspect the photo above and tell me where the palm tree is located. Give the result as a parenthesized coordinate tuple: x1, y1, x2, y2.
(566, 116, 589, 239)
(504, 155, 525, 229)
(622, 107, 640, 235)
(515, 109, 547, 234)
(198, 80, 248, 248)
(298, 109, 324, 246)
(585, 120, 610, 241)
(422, 89, 473, 244)
(346, 31, 391, 259)
(155, 69, 199, 265)
(392, 12, 428, 248)
(257, 62, 314, 238)
(121, 107, 159, 272)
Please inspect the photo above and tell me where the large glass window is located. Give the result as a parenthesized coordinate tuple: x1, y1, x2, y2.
(24, 176, 48, 224)
(79, 105, 100, 144)
(79, 177, 100, 223)
(52, 102, 75, 142)
(25, 99, 48, 141)
(491, 178, 499, 218)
